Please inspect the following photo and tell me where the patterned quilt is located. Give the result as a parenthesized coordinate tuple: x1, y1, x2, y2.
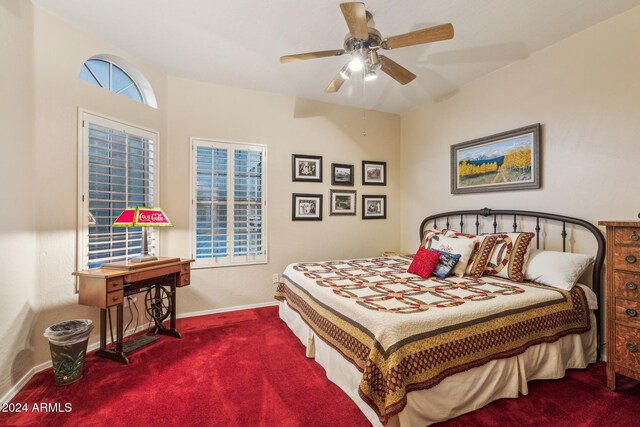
(274, 256, 590, 425)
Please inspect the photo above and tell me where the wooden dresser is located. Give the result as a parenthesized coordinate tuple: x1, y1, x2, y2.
(599, 221, 640, 389)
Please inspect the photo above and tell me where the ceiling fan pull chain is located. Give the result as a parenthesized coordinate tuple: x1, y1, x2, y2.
(362, 72, 367, 137)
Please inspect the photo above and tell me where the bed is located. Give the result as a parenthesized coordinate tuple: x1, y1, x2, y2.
(275, 208, 605, 426)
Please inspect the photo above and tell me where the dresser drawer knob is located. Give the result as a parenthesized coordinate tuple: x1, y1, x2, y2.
(626, 255, 637, 264)
(632, 231, 640, 241)
(626, 308, 638, 318)
(627, 342, 639, 353)
(626, 282, 638, 291)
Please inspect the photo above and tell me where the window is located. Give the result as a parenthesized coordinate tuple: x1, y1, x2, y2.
(78, 111, 159, 269)
(191, 138, 267, 267)
(78, 54, 158, 109)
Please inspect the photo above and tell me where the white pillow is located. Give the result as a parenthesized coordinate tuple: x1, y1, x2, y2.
(425, 235, 478, 278)
(525, 249, 594, 290)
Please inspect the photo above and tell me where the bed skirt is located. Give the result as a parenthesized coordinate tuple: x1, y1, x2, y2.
(278, 299, 597, 426)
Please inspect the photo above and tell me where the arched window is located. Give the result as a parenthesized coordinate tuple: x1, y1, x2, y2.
(79, 54, 158, 109)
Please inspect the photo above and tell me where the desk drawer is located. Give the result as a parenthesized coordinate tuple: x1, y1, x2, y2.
(615, 228, 640, 246)
(181, 264, 190, 274)
(614, 248, 640, 272)
(124, 265, 180, 283)
(106, 290, 124, 307)
(614, 271, 640, 300)
(178, 273, 190, 287)
(107, 277, 124, 292)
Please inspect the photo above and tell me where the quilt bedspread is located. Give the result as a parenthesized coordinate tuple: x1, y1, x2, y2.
(274, 256, 591, 425)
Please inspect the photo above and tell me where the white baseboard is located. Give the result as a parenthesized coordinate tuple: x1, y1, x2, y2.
(0, 301, 279, 404)
(177, 301, 278, 319)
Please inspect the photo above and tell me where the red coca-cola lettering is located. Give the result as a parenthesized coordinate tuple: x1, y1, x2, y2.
(138, 212, 165, 223)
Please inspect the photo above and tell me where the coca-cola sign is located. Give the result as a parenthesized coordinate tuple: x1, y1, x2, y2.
(137, 209, 168, 224)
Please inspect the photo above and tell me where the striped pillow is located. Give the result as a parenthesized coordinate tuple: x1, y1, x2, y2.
(483, 232, 535, 282)
(443, 230, 498, 277)
(421, 228, 446, 248)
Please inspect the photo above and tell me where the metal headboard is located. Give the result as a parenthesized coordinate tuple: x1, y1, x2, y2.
(419, 207, 606, 355)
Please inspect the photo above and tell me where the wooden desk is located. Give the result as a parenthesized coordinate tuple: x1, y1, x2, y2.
(74, 257, 194, 364)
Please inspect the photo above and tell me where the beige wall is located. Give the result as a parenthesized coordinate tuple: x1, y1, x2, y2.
(165, 77, 400, 312)
(400, 6, 640, 253)
(0, 4, 400, 398)
(0, 0, 38, 397)
(0, 5, 169, 398)
(31, 1, 168, 342)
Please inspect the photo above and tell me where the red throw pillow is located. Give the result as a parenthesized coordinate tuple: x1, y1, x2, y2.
(407, 247, 441, 278)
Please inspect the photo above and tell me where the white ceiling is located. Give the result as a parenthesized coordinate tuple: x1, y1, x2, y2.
(32, 0, 640, 114)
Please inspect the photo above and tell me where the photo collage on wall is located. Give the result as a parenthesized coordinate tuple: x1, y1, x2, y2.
(291, 154, 387, 221)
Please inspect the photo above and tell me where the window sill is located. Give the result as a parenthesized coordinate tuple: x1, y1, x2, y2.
(192, 260, 269, 270)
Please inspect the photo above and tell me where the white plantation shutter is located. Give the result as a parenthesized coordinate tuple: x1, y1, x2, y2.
(78, 112, 158, 269)
(192, 138, 267, 266)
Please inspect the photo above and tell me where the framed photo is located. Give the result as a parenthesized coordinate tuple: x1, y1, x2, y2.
(451, 124, 541, 194)
(362, 195, 386, 220)
(329, 190, 356, 216)
(331, 163, 354, 186)
(292, 193, 323, 221)
(362, 161, 386, 185)
(292, 154, 322, 182)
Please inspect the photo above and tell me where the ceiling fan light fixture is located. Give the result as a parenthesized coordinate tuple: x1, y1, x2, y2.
(348, 56, 363, 72)
(364, 69, 377, 81)
(339, 64, 352, 80)
(363, 62, 377, 81)
(368, 50, 380, 69)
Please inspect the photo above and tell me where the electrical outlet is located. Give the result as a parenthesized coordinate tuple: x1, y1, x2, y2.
(124, 296, 137, 307)
(272, 273, 280, 283)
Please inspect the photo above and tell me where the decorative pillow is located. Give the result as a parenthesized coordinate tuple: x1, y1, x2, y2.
(525, 249, 594, 290)
(484, 232, 535, 282)
(443, 230, 499, 277)
(407, 247, 441, 278)
(424, 234, 477, 277)
(433, 252, 461, 279)
(466, 235, 499, 277)
(421, 228, 446, 248)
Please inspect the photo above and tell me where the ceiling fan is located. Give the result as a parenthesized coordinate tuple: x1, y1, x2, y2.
(280, 2, 454, 93)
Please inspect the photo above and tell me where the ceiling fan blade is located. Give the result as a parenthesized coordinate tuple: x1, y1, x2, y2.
(378, 56, 416, 85)
(280, 49, 345, 64)
(340, 2, 369, 40)
(325, 73, 347, 93)
(382, 23, 454, 50)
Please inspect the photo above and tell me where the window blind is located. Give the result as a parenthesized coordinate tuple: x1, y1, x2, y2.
(192, 139, 267, 266)
(80, 116, 157, 269)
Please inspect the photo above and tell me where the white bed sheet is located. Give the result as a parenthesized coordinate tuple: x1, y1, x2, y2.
(278, 283, 597, 426)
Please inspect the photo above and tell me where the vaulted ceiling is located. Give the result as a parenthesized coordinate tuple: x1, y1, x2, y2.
(32, 0, 640, 114)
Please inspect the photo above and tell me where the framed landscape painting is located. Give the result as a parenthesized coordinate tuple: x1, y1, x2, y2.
(451, 124, 541, 194)
(292, 154, 322, 182)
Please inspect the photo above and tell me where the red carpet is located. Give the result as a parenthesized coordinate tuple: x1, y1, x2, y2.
(2, 306, 639, 426)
